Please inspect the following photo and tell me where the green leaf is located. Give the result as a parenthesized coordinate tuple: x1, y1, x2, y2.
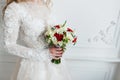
(62, 20, 67, 27)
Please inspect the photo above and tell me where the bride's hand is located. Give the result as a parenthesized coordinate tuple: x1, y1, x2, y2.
(49, 47, 64, 59)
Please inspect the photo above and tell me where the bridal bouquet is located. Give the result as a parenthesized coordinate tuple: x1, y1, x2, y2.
(44, 21, 77, 64)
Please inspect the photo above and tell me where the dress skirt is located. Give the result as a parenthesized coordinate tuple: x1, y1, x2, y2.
(11, 57, 72, 80)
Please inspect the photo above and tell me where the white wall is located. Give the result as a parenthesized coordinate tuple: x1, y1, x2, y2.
(51, 0, 120, 80)
(0, 0, 120, 80)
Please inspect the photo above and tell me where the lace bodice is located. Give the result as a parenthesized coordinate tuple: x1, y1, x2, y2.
(3, 2, 56, 61)
(2, 2, 72, 80)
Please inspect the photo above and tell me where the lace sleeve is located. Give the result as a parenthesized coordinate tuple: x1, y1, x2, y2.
(3, 3, 50, 61)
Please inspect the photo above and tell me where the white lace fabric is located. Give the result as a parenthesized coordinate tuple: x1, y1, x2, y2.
(3, 2, 71, 80)
(3, 2, 52, 61)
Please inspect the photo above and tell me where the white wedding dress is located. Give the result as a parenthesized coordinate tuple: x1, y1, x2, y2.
(3, 2, 71, 80)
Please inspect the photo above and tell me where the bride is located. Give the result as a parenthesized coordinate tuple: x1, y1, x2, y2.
(3, 0, 71, 80)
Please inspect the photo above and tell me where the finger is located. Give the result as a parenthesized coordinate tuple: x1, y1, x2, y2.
(53, 57, 61, 59)
(56, 48, 63, 51)
(51, 54, 62, 58)
(56, 50, 63, 52)
(55, 52, 63, 56)
(56, 50, 63, 54)
(55, 55, 62, 58)
(49, 48, 55, 53)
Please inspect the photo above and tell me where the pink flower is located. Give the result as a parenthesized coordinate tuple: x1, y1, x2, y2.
(72, 37, 77, 43)
(54, 25, 60, 29)
(67, 28, 73, 32)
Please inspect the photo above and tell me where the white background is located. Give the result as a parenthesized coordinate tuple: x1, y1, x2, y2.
(0, 0, 120, 80)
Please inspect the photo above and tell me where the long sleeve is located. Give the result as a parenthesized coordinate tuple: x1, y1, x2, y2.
(3, 3, 50, 61)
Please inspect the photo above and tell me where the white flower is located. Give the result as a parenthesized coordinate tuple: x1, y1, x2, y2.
(66, 32, 74, 41)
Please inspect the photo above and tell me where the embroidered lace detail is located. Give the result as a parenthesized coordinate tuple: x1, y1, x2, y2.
(3, 2, 56, 61)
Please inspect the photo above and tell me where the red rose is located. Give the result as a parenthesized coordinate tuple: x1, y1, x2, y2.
(54, 33, 63, 41)
(72, 37, 77, 43)
(67, 28, 73, 32)
(54, 25, 60, 29)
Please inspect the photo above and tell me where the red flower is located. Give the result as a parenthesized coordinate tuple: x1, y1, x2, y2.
(72, 37, 77, 43)
(54, 33, 63, 41)
(54, 25, 60, 29)
(67, 28, 73, 32)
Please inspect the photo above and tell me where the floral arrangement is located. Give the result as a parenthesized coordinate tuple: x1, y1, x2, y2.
(44, 21, 77, 64)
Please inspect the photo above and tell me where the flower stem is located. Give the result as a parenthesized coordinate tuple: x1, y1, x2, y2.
(51, 58, 61, 64)
(62, 20, 67, 27)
